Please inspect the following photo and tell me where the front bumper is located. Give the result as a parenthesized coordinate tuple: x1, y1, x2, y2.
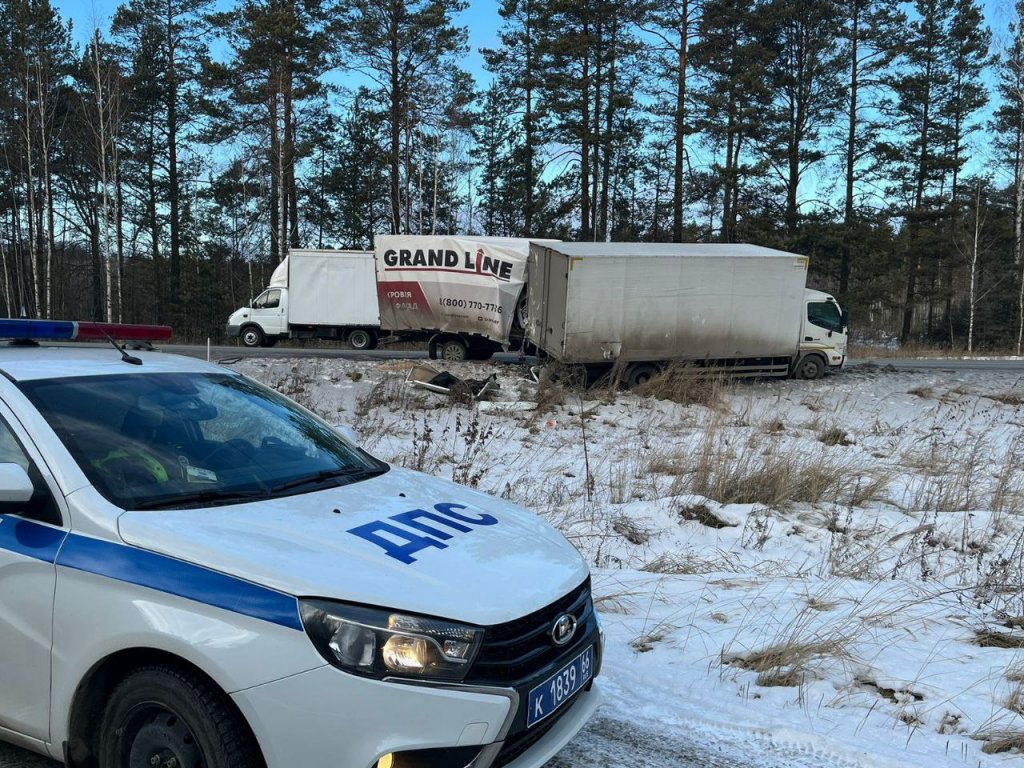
(233, 664, 601, 768)
(225, 324, 241, 338)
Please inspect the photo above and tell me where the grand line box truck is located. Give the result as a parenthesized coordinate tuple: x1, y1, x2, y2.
(526, 242, 847, 386)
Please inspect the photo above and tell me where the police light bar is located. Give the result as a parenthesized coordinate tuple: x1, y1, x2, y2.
(0, 319, 173, 342)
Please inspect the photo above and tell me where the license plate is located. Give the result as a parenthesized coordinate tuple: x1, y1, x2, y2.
(527, 645, 594, 728)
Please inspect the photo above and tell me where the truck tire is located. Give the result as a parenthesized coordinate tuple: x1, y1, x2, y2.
(625, 363, 660, 388)
(513, 291, 529, 331)
(97, 665, 262, 768)
(240, 326, 264, 348)
(795, 354, 825, 380)
(348, 329, 376, 351)
(440, 338, 468, 362)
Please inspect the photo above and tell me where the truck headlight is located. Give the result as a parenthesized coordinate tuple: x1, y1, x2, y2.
(299, 599, 484, 682)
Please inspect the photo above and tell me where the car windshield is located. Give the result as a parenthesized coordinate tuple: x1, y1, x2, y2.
(18, 372, 387, 510)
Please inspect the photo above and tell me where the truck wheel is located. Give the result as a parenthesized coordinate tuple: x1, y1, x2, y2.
(348, 329, 375, 351)
(440, 339, 468, 362)
(795, 355, 825, 380)
(513, 292, 529, 331)
(97, 666, 261, 768)
(626, 363, 660, 388)
(428, 341, 439, 360)
(240, 326, 264, 348)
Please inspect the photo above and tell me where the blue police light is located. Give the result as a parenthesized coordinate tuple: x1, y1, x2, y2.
(0, 320, 75, 339)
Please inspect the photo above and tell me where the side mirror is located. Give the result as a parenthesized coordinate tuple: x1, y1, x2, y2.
(332, 424, 360, 444)
(841, 309, 849, 331)
(0, 463, 34, 504)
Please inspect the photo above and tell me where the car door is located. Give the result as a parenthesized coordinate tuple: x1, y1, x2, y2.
(252, 288, 286, 336)
(0, 409, 67, 741)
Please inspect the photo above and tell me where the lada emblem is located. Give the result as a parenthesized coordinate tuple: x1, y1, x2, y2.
(551, 613, 578, 646)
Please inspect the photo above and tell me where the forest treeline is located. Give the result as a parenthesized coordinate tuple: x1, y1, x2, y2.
(0, 0, 1022, 348)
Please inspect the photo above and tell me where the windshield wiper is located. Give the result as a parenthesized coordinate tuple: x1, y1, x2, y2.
(270, 466, 386, 495)
(135, 489, 270, 511)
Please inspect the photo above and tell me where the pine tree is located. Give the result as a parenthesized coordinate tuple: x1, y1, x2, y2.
(204, 0, 334, 260)
(836, 0, 905, 300)
(994, 1, 1024, 351)
(483, 0, 545, 235)
(335, 0, 470, 236)
(112, 0, 214, 321)
(760, 0, 845, 236)
(692, 0, 773, 242)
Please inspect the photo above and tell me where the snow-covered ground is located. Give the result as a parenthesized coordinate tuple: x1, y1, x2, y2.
(239, 357, 1024, 767)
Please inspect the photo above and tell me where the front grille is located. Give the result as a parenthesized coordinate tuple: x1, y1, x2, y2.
(465, 578, 592, 685)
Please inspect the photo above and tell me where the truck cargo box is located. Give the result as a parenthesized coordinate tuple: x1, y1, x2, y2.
(287, 249, 379, 327)
(374, 235, 537, 344)
(527, 243, 809, 365)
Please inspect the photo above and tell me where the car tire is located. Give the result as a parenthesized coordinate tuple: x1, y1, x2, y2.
(440, 339, 468, 362)
(98, 665, 261, 768)
(348, 329, 374, 351)
(240, 326, 264, 348)
(795, 354, 825, 380)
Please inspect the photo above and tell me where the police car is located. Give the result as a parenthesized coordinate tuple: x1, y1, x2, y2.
(0, 320, 602, 768)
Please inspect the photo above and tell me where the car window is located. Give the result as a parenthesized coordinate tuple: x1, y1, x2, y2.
(18, 372, 387, 511)
(807, 301, 843, 333)
(0, 415, 61, 526)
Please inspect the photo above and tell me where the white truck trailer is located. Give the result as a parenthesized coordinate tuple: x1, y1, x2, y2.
(526, 242, 847, 385)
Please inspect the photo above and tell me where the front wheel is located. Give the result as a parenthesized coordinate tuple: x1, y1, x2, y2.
(794, 355, 825, 380)
(240, 326, 264, 348)
(98, 666, 261, 768)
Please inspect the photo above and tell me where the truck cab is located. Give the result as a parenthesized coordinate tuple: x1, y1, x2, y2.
(795, 289, 848, 379)
(227, 287, 288, 348)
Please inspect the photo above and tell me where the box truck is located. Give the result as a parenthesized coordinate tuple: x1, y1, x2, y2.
(226, 238, 541, 358)
(226, 249, 381, 349)
(526, 242, 847, 385)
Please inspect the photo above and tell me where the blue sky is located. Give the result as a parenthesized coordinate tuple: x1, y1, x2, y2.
(53, 0, 503, 84)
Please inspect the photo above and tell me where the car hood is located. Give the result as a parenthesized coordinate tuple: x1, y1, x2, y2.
(117, 467, 589, 626)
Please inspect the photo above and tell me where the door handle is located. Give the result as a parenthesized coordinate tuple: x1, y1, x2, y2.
(804, 336, 813, 341)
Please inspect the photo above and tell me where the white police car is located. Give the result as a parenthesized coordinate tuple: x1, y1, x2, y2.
(0, 321, 601, 768)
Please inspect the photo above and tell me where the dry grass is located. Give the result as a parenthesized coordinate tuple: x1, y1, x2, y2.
(819, 425, 854, 446)
(975, 630, 1024, 649)
(676, 502, 735, 529)
(687, 429, 887, 508)
(612, 515, 651, 545)
(987, 391, 1024, 406)
(640, 551, 742, 575)
(724, 638, 850, 687)
(973, 729, 1024, 754)
(634, 363, 726, 408)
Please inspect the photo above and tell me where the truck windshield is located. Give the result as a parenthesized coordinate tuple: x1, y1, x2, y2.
(18, 372, 387, 510)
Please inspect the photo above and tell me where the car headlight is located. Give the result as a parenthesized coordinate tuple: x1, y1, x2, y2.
(299, 599, 484, 682)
